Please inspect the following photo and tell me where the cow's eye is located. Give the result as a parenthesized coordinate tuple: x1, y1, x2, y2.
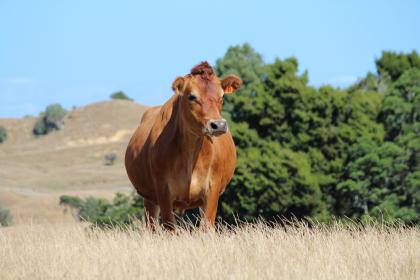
(188, 94, 197, 101)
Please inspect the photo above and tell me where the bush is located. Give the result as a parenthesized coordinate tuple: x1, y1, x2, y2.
(110, 91, 133, 101)
(0, 126, 7, 143)
(33, 118, 47, 135)
(60, 193, 143, 227)
(0, 203, 12, 226)
(33, 104, 67, 135)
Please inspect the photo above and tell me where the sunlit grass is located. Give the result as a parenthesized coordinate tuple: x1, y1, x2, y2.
(0, 221, 418, 280)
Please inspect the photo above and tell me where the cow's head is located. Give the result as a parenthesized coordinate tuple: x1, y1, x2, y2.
(172, 61, 242, 136)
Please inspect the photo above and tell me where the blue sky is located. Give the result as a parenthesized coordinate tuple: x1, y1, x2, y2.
(1, 0, 419, 117)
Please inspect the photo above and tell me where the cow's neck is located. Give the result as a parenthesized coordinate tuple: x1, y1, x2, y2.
(176, 117, 205, 169)
(172, 100, 206, 172)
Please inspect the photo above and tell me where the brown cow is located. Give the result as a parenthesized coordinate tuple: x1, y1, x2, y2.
(125, 62, 241, 230)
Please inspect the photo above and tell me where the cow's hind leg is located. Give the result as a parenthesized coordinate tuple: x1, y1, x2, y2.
(158, 191, 176, 231)
(144, 199, 160, 231)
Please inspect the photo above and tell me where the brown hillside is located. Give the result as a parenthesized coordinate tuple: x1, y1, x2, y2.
(0, 100, 147, 224)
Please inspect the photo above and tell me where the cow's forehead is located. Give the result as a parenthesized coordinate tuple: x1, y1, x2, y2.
(190, 76, 222, 98)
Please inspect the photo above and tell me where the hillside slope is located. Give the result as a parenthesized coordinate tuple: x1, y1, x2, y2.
(0, 100, 147, 224)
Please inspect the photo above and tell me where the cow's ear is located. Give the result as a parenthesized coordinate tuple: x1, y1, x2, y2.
(172, 76, 185, 94)
(221, 75, 242, 94)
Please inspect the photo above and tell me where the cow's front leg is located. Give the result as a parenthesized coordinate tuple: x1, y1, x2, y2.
(200, 187, 220, 229)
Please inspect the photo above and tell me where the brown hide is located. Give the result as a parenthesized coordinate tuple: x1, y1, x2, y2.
(125, 62, 241, 230)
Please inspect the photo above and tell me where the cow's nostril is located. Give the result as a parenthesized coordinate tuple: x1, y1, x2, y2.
(210, 122, 218, 130)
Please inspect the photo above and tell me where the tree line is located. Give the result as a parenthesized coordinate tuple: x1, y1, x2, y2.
(217, 44, 419, 224)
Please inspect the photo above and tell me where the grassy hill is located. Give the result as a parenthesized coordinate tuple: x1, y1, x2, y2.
(0, 100, 147, 224)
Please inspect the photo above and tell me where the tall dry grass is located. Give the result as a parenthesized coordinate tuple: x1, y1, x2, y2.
(0, 221, 419, 280)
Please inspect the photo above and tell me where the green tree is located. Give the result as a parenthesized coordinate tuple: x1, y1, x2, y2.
(336, 139, 418, 223)
(378, 68, 420, 141)
(376, 50, 420, 82)
(221, 135, 328, 222)
(0, 126, 7, 143)
(348, 72, 389, 94)
(216, 46, 385, 223)
(216, 49, 330, 222)
(33, 104, 67, 135)
(333, 51, 420, 224)
(110, 91, 133, 101)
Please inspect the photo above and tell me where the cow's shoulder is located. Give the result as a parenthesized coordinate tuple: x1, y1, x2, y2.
(149, 95, 179, 138)
(140, 105, 161, 125)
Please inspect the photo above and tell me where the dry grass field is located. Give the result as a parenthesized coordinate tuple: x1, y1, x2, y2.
(0, 222, 418, 280)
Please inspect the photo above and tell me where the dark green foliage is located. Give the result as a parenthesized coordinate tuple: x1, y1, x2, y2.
(59, 193, 143, 227)
(216, 44, 419, 224)
(336, 139, 418, 223)
(33, 104, 67, 135)
(378, 69, 420, 140)
(222, 137, 328, 222)
(110, 91, 133, 101)
(0, 126, 7, 143)
(0, 203, 12, 226)
(376, 51, 420, 82)
(59, 195, 83, 209)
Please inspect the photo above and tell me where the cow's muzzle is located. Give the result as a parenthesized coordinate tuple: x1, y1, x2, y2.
(204, 119, 228, 136)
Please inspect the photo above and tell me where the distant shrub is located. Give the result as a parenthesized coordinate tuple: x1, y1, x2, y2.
(0, 126, 7, 143)
(60, 192, 143, 227)
(33, 118, 47, 135)
(104, 153, 117, 165)
(59, 195, 83, 209)
(33, 104, 67, 135)
(0, 203, 12, 226)
(110, 91, 133, 101)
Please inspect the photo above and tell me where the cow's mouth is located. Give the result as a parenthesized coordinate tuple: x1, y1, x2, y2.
(202, 126, 227, 137)
(203, 119, 228, 136)
(209, 130, 226, 136)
